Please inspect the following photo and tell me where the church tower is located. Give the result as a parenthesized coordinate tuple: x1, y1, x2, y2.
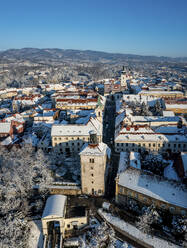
(121, 66, 129, 89)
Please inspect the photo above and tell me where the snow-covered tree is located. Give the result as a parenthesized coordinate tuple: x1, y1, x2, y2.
(0, 145, 53, 248)
(171, 215, 187, 235)
(137, 205, 162, 234)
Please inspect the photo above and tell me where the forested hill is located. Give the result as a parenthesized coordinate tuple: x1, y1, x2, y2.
(0, 48, 187, 63)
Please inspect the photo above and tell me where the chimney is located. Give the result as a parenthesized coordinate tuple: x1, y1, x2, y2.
(89, 130, 98, 146)
(126, 126, 130, 131)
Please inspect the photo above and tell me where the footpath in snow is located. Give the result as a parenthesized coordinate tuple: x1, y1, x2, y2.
(98, 209, 179, 248)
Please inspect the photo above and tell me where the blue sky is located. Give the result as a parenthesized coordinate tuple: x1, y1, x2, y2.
(0, 0, 187, 57)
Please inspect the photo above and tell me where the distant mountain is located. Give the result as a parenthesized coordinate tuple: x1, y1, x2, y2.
(0, 48, 187, 63)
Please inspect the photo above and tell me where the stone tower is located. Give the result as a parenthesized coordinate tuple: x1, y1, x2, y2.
(121, 66, 129, 89)
(80, 130, 111, 196)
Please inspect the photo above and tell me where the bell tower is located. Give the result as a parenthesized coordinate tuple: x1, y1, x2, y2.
(121, 66, 128, 89)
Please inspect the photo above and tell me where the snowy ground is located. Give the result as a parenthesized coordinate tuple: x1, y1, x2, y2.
(28, 219, 43, 248)
(98, 209, 179, 248)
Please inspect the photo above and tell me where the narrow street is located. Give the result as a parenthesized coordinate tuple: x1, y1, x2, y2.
(103, 98, 119, 199)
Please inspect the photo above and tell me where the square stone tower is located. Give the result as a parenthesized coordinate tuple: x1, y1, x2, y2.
(80, 130, 111, 196)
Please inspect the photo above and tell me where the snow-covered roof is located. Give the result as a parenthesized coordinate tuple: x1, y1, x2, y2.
(4, 113, 25, 123)
(0, 122, 11, 133)
(162, 110, 175, 117)
(181, 152, 187, 177)
(115, 100, 122, 113)
(166, 104, 187, 109)
(129, 152, 141, 169)
(0, 136, 12, 146)
(129, 116, 179, 123)
(139, 90, 183, 95)
(118, 152, 129, 174)
(118, 168, 187, 208)
(42, 195, 67, 219)
(154, 125, 186, 134)
(115, 133, 187, 143)
(51, 117, 102, 136)
(115, 112, 125, 127)
(164, 162, 180, 181)
(120, 126, 154, 134)
(80, 142, 111, 158)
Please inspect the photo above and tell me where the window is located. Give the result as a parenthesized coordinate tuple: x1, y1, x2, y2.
(126, 143, 128, 146)
(72, 137, 74, 140)
(161, 204, 166, 209)
(158, 144, 160, 147)
(77, 148, 80, 151)
(91, 166, 93, 170)
(183, 144, 186, 148)
(132, 143, 135, 147)
(178, 144, 181, 148)
(149, 143, 151, 147)
(91, 174, 94, 177)
(66, 137, 68, 140)
(143, 197, 147, 202)
(54, 137, 57, 140)
(168, 143, 170, 147)
(143, 144, 145, 147)
(66, 143, 68, 146)
(119, 187, 123, 194)
(174, 144, 176, 148)
(67, 224, 70, 228)
(77, 142, 80, 146)
(169, 207, 175, 213)
(72, 142, 74, 146)
(117, 143, 119, 147)
(153, 143, 156, 147)
(77, 137, 79, 140)
(181, 210, 186, 216)
(127, 190, 132, 196)
(90, 158, 94, 163)
(91, 181, 94, 184)
(59, 137, 61, 141)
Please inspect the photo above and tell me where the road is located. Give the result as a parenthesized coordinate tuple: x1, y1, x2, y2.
(103, 98, 120, 199)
